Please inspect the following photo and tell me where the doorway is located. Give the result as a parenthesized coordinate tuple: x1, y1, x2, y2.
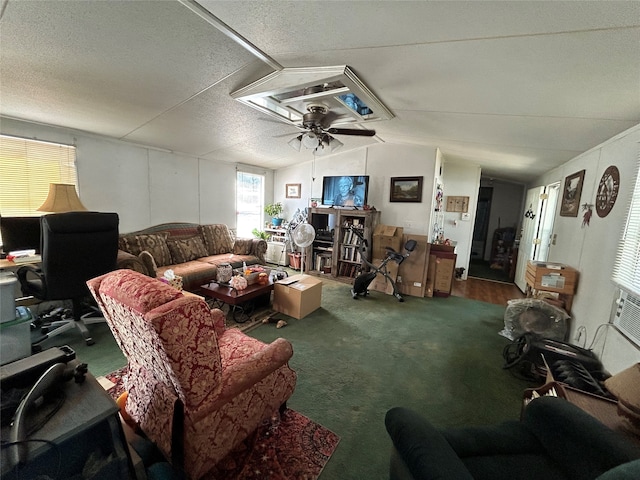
(468, 180, 524, 283)
(513, 182, 559, 292)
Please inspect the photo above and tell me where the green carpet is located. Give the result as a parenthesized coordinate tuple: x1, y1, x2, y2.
(250, 277, 534, 479)
(39, 276, 535, 479)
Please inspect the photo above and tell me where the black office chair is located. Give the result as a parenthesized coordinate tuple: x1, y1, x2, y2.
(17, 212, 119, 346)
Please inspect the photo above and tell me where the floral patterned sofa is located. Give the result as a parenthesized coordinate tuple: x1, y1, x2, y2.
(87, 269, 296, 479)
(116, 223, 267, 291)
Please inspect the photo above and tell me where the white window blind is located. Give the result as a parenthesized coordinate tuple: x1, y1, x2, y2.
(0, 134, 78, 216)
(612, 152, 640, 297)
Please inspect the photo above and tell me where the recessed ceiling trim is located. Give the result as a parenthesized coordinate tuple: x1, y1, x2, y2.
(178, 0, 282, 71)
(231, 65, 394, 129)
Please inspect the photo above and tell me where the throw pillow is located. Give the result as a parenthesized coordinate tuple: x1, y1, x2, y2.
(118, 233, 172, 267)
(199, 224, 234, 255)
(167, 236, 209, 264)
(233, 238, 253, 255)
(135, 233, 172, 267)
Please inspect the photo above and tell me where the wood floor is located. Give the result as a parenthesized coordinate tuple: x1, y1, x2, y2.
(451, 276, 525, 306)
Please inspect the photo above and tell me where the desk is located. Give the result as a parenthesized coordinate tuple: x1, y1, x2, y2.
(1, 360, 135, 479)
(0, 258, 41, 270)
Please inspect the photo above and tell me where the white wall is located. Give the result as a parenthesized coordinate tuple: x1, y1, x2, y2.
(440, 160, 481, 278)
(274, 143, 439, 235)
(1, 118, 270, 233)
(531, 124, 640, 374)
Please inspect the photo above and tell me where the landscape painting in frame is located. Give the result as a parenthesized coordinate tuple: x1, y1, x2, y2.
(560, 170, 585, 217)
(390, 176, 423, 202)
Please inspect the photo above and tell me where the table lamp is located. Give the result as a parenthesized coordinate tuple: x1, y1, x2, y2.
(37, 183, 87, 212)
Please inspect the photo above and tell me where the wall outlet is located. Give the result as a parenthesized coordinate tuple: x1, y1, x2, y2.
(461, 212, 471, 221)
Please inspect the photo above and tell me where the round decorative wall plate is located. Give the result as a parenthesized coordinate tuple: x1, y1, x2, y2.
(595, 165, 620, 218)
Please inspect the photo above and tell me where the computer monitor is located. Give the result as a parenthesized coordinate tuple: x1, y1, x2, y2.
(0, 216, 42, 254)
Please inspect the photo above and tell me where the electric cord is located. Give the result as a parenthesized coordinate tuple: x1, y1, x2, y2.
(0, 438, 62, 480)
(25, 389, 66, 438)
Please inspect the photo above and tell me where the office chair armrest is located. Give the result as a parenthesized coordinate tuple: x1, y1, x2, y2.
(16, 264, 47, 298)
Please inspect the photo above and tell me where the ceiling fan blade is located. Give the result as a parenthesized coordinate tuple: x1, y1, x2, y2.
(326, 128, 376, 137)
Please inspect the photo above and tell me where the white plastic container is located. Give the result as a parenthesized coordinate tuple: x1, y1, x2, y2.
(0, 271, 18, 323)
(0, 306, 32, 365)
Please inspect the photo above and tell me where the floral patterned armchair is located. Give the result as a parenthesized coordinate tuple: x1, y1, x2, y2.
(87, 269, 296, 479)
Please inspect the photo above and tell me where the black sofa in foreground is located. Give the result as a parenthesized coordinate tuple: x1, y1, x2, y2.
(385, 396, 640, 480)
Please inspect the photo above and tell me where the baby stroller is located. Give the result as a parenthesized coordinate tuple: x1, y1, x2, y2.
(349, 227, 417, 302)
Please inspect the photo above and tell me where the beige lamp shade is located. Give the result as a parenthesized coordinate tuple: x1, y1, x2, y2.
(37, 183, 88, 212)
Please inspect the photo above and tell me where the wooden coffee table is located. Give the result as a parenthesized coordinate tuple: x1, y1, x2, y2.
(199, 278, 274, 323)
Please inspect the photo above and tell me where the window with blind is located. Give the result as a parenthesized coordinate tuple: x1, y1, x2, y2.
(0, 134, 78, 216)
(612, 155, 640, 297)
(236, 171, 264, 238)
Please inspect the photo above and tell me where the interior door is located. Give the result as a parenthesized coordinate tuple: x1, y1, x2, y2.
(514, 186, 545, 292)
(533, 182, 560, 262)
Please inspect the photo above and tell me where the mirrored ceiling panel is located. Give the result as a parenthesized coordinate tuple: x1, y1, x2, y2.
(231, 66, 393, 128)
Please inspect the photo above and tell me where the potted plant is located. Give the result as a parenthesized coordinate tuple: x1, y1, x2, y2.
(251, 228, 271, 241)
(265, 202, 284, 226)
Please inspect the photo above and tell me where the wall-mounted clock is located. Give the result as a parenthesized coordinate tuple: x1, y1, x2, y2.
(595, 165, 620, 218)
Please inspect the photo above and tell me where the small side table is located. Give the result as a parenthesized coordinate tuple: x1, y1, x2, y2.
(1, 360, 136, 479)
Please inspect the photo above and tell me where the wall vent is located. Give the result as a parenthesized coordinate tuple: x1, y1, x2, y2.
(613, 290, 640, 347)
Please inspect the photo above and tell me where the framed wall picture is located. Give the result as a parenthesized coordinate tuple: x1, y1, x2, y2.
(560, 170, 585, 217)
(286, 183, 301, 198)
(595, 165, 620, 218)
(390, 176, 423, 202)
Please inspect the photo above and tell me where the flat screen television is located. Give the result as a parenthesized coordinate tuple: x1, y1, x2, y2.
(0, 216, 42, 254)
(321, 175, 369, 207)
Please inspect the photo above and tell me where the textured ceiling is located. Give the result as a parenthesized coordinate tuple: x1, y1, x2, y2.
(1, 0, 639, 183)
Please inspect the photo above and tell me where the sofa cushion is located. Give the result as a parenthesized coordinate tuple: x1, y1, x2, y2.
(200, 224, 234, 255)
(119, 233, 172, 267)
(156, 261, 217, 291)
(167, 236, 209, 264)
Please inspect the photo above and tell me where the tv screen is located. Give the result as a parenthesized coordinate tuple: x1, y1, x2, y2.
(0, 216, 42, 254)
(321, 175, 369, 207)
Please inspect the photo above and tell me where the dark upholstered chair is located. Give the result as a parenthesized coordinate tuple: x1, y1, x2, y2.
(385, 396, 640, 480)
(17, 212, 119, 345)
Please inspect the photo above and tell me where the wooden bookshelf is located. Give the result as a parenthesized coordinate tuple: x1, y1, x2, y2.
(306, 208, 380, 281)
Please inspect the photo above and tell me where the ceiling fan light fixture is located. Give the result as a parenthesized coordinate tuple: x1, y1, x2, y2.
(301, 132, 319, 149)
(287, 134, 303, 151)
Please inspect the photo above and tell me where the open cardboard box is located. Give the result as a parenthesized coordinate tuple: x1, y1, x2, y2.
(273, 274, 323, 319)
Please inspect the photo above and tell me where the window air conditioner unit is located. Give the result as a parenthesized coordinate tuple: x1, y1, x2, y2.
(613, 290, 640, 347)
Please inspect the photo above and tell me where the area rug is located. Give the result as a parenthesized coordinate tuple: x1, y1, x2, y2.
(104, 366, 340, 480)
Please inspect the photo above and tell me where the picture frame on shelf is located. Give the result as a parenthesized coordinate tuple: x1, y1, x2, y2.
(390, 176, 423, 203)
(286, 183, 301, 198)
(560, 170, 585, 217)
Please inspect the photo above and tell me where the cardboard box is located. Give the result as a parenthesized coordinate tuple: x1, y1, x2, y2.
(525, 261, 578, 295)
(397, 235, 430, 297)
(369, 258, 399, 294)
(429, 252, 456, 297)
(372, 225, 403, 260)
(273, 274, 322, 319)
